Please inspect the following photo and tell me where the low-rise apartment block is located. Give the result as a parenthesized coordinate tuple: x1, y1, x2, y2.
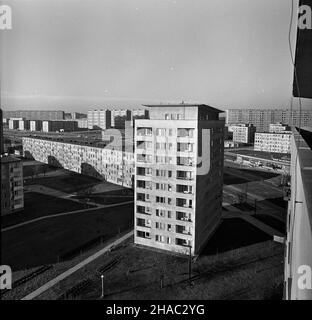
(3, 110, 65, 120)
(134, 104, 224, 256)
(254, 132, 292, 154)
(111, 109, 131, 129)
(42, 120, 78, 132)
(269, 123, 291, 133)
(22, 136, 134, 188)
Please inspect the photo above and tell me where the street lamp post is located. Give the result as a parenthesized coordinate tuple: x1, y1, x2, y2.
(100, 274, 104, 298)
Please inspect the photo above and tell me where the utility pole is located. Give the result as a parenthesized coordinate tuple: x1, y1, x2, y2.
(188, 245, 192, 284)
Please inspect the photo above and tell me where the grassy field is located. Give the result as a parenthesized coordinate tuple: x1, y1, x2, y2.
(1, 203, 134, 271)
(35, 238, 284, 300)
(253, 214, 285, 234)
(25, 171, 102, 193)
(72, 194, 133, 205)
(267, 197, 288, 208)
(201, 218, 272, 256)
(223, 172, 249, 185)
(1, 192, 94, 228)
(23, 163, 56, 177)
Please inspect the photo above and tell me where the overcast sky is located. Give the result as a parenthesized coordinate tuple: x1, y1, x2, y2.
(1, 0, 310, 112)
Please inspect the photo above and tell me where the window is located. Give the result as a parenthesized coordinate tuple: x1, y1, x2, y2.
(156, 196, 165, 203)
(137, 230, 151, 239)
(155, 235, 165, 242)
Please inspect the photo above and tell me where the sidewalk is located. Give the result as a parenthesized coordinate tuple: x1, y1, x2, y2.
(24, 184, 102, 207)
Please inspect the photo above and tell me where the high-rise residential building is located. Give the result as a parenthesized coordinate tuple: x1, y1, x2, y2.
(65, 112, 87, 120)
(30, 120, 43, 132)
(284, 127, 312, 300)
(134, 104, 224, 256)
(8, 118, 22, 130)
(18, 120, 31, 131)
(3, 110, 65, 121)
(111, 109, 131, 129)
(254, 132, 292, 154)
(269, 123, 291, 133)
(231, 124, 256, 143)
(1, 155, 24, 215)
(226, 109, 312, 132)
(132, 109, 149, 121)
(22, 136, 134, 188)
(87, 110, 111, 129)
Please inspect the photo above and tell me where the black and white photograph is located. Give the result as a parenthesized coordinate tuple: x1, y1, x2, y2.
(0, 0, 311, 308)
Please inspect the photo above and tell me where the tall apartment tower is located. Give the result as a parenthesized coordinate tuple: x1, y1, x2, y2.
(134, 104, 224, 256)
(87, 110, 112, 130)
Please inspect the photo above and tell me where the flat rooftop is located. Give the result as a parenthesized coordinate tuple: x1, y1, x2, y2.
(143, 103, 224, 113)
(23, 135, 133, 151)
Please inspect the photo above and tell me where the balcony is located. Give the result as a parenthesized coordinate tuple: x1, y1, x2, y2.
(176, 225, 192, 235)
(176, 184, 193, 194)
(176, 211, 192, 222)
(176, 171, 194, 180)
(177, 157, 195, 167)
(136, 205, 151, 215)
(137, 154, 152, 164)
(177, 128, 194, 138)
(136, 141, 152, 150)
(176, 198, 193, 209)
(177, 142, 194, 152)
(175, 238, 191, 247)
(136, 230, 151, 239)
(137, 218, 151, 228)
(137, 180, 152, 190)
(137, 193, 150, 202)
(137, 167, 152, 176)
(137, 127, 152, 137)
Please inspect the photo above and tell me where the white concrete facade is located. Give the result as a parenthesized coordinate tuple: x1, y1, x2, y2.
(254, 132, 292, 154)
(134, 105, 224, 256)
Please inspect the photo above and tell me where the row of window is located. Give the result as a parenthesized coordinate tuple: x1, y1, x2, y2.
(137, 194, 193, 207)
(136, 231, 192, 247)
(137, 128, 195, 138)
(137, 180, 193, 194)
(136, 154, 195, 166)
(136, 167, 194, 180)
(136, 206, 192, 221)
